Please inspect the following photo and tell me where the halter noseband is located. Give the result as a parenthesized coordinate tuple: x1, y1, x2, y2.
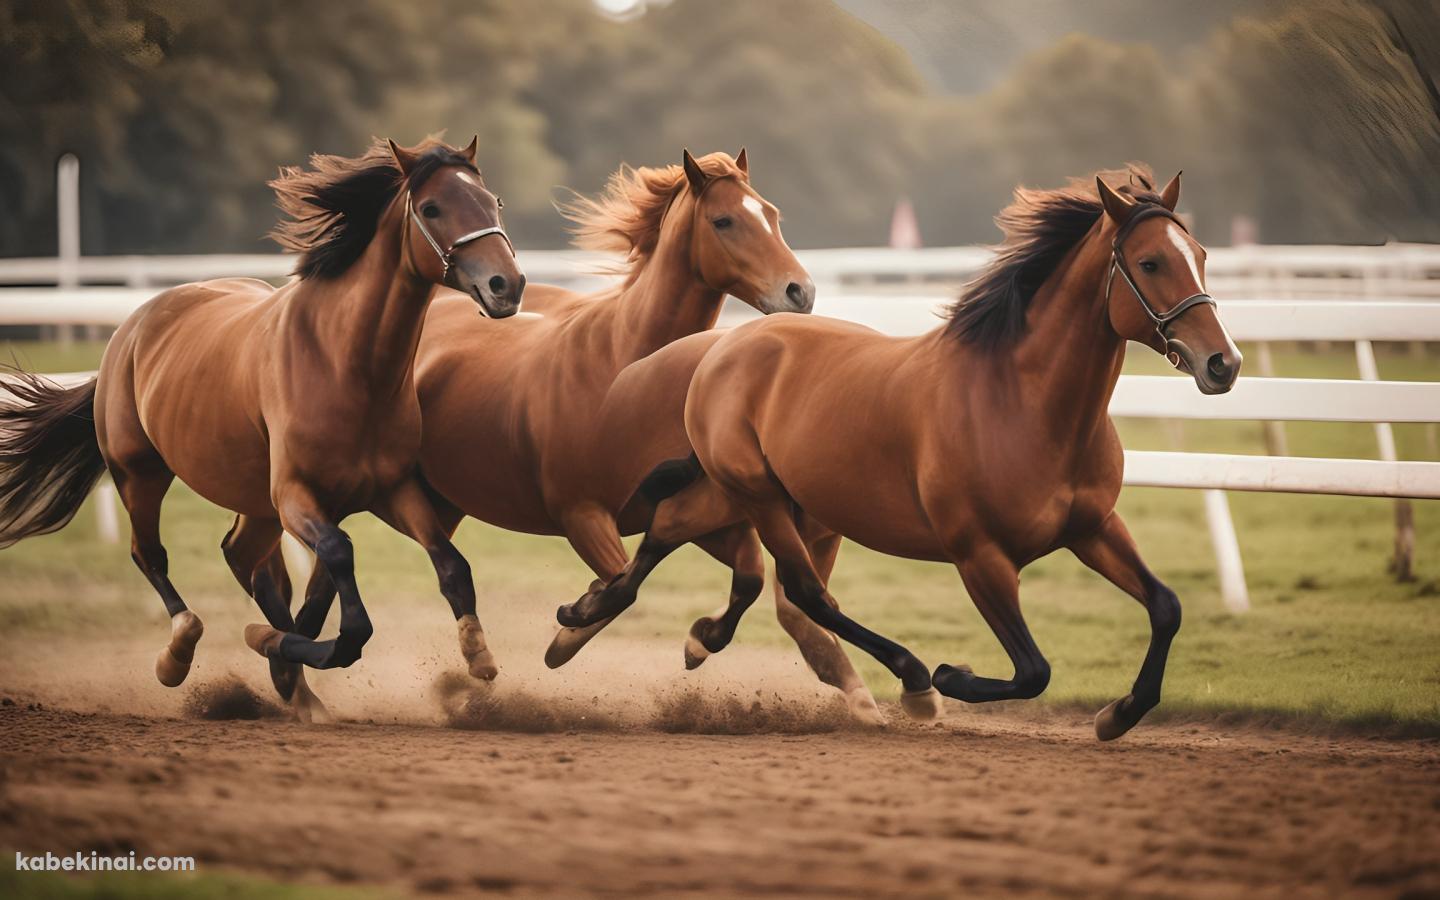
(1105, 204, 1215, 342)
(406, 190, 515, 280)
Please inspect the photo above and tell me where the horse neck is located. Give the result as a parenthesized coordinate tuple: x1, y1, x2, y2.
(292, 197, 434, 393)
(956, 221, 1125, 447)
(606, 197, 725, 365)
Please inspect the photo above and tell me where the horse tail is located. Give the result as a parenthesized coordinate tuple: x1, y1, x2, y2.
(634, 453, 704, 506)
(0, 370, 106, 548)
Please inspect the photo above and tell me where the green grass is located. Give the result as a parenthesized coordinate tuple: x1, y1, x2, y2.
(2, 337, 1438, 731)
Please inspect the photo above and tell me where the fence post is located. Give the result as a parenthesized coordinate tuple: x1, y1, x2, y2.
(1204, 489, 1250, 613)
(93, 478, 120, 544)
(56, 154, 81, 347)
(1355, 339, 1415, 580)
(1254, 342, 1288, 455)
(281, 533, 314, 585)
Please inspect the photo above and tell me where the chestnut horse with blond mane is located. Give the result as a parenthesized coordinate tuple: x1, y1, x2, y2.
(272, 149, 875, 717)
(0, 138, 522, 721)
(559, 168, 1242, 739)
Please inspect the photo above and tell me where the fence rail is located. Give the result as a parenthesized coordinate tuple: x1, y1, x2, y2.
(3, 242, 1440, 290)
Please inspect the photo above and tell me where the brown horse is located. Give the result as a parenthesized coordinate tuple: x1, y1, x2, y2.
(558, 168, 1241, 739)
(280, 149, 878, 719)
(0, 138, 523, 720)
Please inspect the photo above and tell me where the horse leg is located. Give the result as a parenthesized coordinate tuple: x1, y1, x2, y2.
(682, 523, 765, 669)
(555, 474, 743, 628)
(543, 506, 629, 668)
(1069, 513, 1181, 741)
(220, 515, 329, 722)
(931, 545, 1052, 705)
(772, 528, 883, 724)
(111, 463, 203, 687)
(244, 488, 373, 671)
(373, 477, 496, 680)
(743, 501, 940, 717)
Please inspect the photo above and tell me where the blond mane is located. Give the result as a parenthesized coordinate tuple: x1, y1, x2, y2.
(557, 152, 746, 284)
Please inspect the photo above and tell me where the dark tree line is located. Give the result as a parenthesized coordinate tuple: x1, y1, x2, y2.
(2, 0, 1436, 257)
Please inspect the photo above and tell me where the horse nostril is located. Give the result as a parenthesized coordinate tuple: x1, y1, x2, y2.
(488, 275, 507, 296)
(1207, 352, 1233, 381)
(786, 282, 809, 306)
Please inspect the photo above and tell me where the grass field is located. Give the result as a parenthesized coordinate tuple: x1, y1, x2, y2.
(2, 337, 1438, 732)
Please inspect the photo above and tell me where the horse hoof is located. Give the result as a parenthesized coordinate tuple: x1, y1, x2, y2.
(900, 687, 945, 721)
(290, 672, 333, 725)
(544, 619, 612, 669)
(154, 611, 204, 687)
(457, 615, 499, 680)
(244, 623, 285, 658)
(683, 633, 711, 670)
(1094, 695, 1137, 742)
(845, 686, 886, 727)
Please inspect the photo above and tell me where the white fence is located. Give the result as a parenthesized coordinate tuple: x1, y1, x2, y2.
(2, 249, 1438, 612)
(3, 242, 1440, 295)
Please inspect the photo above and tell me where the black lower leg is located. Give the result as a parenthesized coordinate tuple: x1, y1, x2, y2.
(777, 564, 931, 693)
(695, 569, 765, 653)
(274, 529, 371, 670)
(1114, 575, 1181, 724)
(294, 565, 336, 639)
(132, 543, 187, 618)
(932, 609, 1050, 703)
(557, 534, 677, 627)
(428, 540, 476, 619)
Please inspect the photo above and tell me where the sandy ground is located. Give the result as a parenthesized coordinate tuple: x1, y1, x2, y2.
(1, 617, 1438, 898)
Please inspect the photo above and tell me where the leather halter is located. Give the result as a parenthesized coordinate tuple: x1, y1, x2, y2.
(1105, 204, 1216, 342)
(405, 190, 514, 280)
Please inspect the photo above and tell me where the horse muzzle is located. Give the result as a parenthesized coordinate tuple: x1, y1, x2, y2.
(1167, 338, 1242, 395)
(462, 272, 525, 319)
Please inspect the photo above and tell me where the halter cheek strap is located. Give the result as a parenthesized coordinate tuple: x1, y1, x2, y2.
(1105, 204, 1216, 342)
(406, 190, 515, 280)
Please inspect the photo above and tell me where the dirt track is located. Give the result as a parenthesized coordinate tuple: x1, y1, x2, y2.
(3, 690, 1438, 898)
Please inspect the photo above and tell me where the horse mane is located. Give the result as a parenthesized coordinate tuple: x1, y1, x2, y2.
(557, 152, 746, 286)
(269, 137, 477, 280)
(945, 164, 1162, 348)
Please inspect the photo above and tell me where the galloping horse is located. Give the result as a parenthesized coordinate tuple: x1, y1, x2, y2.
(0, 138, 523, 720)
(559, 168, 1241, 739)
(277, 150, 875, 718)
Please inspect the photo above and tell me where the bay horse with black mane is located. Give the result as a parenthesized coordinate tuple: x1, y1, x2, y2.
(273, 149, 878, 718)
(0, 137, 522, 721)
(559, 168, 1241, 739)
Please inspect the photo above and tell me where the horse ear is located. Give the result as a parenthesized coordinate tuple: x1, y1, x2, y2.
(388, 139, 419, 176)
(1096, 175, 1137, 224)
(461, 134, 479, 164)
(735, 147, 748, 175)
(682, 149, 709, 195)
(1159, 171, 1182, 211)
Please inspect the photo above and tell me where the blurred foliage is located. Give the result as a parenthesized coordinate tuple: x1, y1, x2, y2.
(0, 0, 1436, 256)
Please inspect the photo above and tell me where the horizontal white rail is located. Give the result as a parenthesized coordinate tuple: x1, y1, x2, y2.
(3, 243, 1438, 287)
(1110, 375, 1440, 423)
(1125, 451, 1440, 499)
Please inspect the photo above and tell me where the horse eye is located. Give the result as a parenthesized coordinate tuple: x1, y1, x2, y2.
(1139, 260, 1158, 273)
(496, 198, 504, 210)
(422, 205, 442, 219)
(712, 216, 732, 229)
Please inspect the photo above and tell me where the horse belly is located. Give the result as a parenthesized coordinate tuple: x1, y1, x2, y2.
(782, 468, 946, 562)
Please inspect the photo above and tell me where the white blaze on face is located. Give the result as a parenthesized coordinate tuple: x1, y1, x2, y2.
(1166, 223, 1204, 291)
(742, 195, 772, 235)
(456, 170, 485, 190)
